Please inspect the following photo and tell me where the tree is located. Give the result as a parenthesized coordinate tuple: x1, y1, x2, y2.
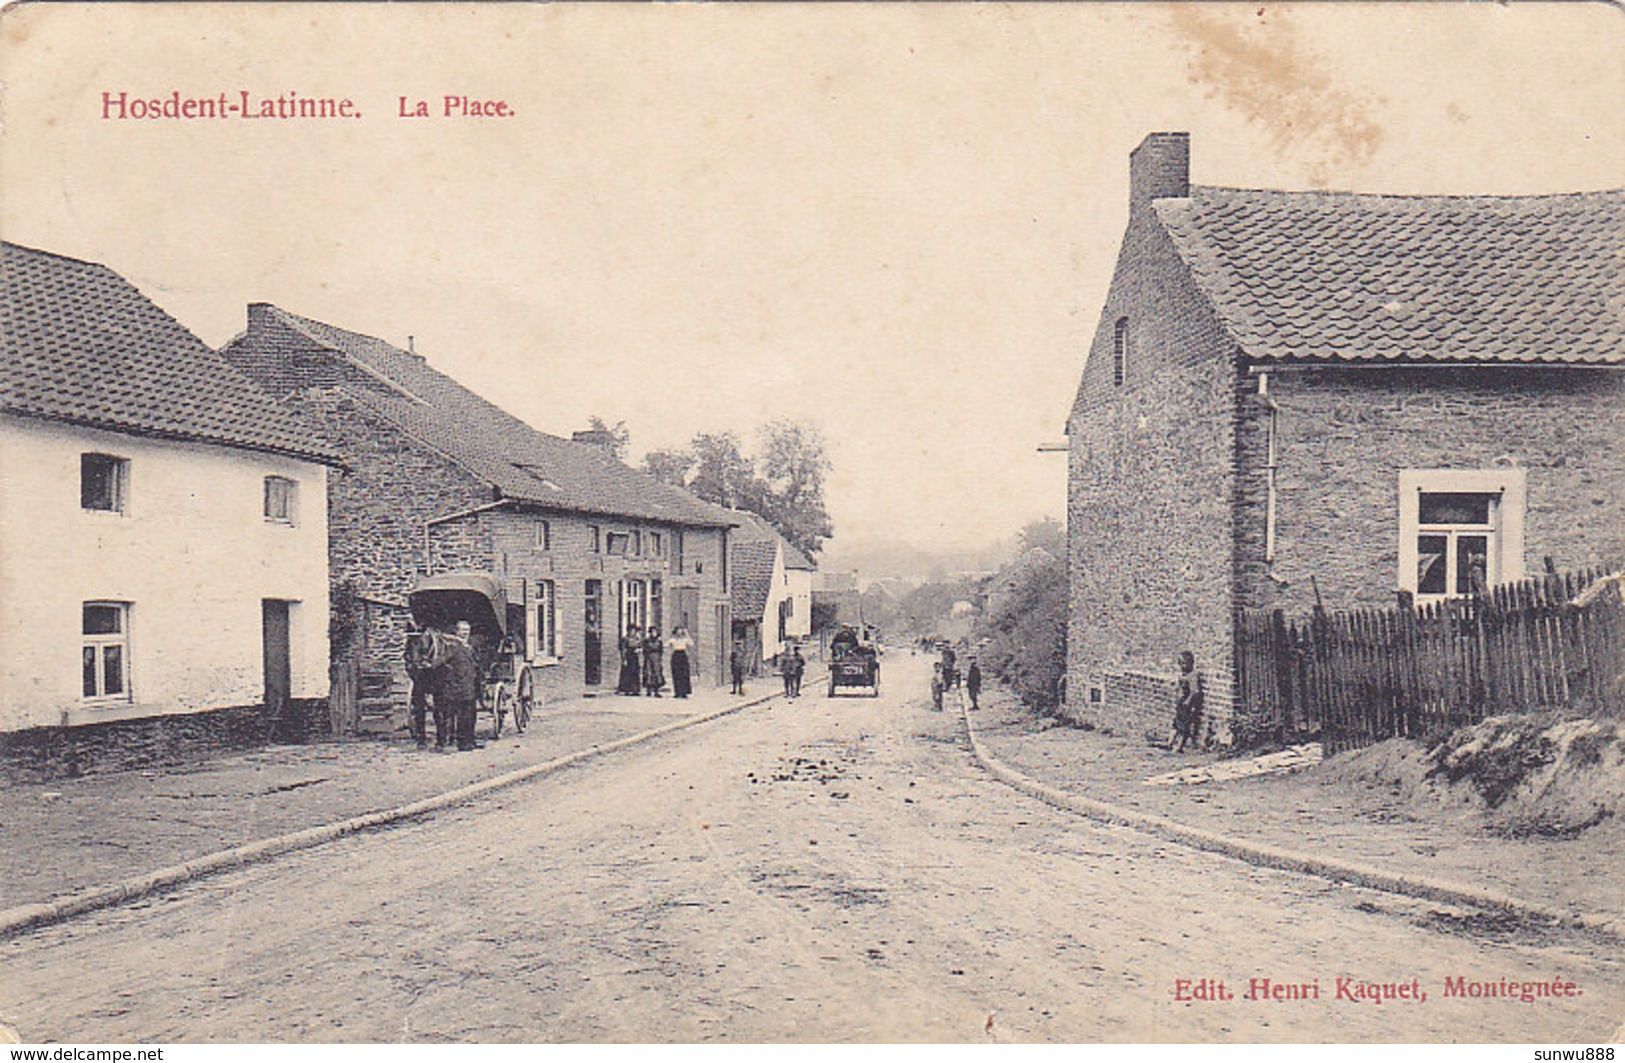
(1019, 516, 1065, 560)
(641, 447, 694, 487)
(586, 415, 630, 462)
(687, 432, 768, 512)
(756, 419, 833, 559)
(632, 419, 835, 560)
(973, 520, 1068, 714)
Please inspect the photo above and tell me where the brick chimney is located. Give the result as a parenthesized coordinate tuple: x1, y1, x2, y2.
(1129, 132, 1190, 212)
(247, 301, 274, 335)
(572, 428, 617, 453)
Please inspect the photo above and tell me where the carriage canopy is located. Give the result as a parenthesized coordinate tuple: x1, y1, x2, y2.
(407, 571, 508, 641)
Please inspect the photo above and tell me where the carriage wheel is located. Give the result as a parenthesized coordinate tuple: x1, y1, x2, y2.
(513, 667, 534, 733)
(871, 674, 881, 697)
(827, 678, 837, 698)
(489, 683, 510, 739)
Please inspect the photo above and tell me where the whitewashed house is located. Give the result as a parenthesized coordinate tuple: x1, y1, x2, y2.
(728, 508, 815, 670)
(0, 243, 344, 740)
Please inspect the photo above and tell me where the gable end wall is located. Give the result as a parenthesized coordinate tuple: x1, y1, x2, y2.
(1066, 206, 1242, 746)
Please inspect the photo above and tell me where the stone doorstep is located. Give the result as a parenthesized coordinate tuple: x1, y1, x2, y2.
(1141, 743, 1325, 786)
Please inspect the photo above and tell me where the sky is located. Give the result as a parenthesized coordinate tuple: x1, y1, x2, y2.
(2, 3, 1620, 561)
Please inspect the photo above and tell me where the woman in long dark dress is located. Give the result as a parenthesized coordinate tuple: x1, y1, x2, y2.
(669, 626, 694, 698)
(617, 627, 642, 695)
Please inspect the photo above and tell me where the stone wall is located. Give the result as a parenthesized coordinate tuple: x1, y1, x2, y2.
(1, 701, 326, 784)
(289, 390, 492, 681)
(1065, 133, 1240, 745)
(1236, 367, 1625, 618)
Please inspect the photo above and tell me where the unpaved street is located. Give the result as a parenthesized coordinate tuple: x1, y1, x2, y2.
(4, 656, 1621, 1042)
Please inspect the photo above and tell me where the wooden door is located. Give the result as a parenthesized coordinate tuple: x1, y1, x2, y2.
(262, 599, 291, 721)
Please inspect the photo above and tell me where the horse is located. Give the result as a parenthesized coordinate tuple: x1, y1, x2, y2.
(404, 627, 457, 747)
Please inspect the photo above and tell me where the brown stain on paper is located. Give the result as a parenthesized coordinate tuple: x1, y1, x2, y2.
(1169, 6, 1385, 186)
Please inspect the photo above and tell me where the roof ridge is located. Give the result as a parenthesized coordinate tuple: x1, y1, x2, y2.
(247, 305, 733, 525)
(0, 241, 116, 271)
(3, 247, 344, 465)
(1183, 184, 1625, 203)
(269, 304, 589, 446)
(1147, 184, 1625, 367)
(264, 305, 437, 407)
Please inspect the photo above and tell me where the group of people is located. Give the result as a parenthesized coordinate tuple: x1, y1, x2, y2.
(928, 642, 981, 712)
(779, 643, 806, 698)
(404, 619, 482, 752)
(618, 625, 696, 698)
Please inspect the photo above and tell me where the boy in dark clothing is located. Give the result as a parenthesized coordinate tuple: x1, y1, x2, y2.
(965, 660, 982, 710)
(1173, 650, 1205, 753)
(789, 646, 805, 697)
(729, 641, 747, 695)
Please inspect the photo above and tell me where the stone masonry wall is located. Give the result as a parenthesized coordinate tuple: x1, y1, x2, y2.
(297, 389, 492, 678)
(1235, 367, 1625, 619)
(1065, 136, 1241, 746)
(1, 701, 326, 784)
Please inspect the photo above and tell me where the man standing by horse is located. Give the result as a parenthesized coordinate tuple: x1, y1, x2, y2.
(440, 620, 482, 752)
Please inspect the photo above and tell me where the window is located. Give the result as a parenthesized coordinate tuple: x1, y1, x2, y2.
(535, 520, 551, 551)
(534, 580, 558, 659)
(621, 578, 648, 634)
(629, 530, 643, 557)
(82, 602, 130, 700)
(650, 580, 663, 635)
(264, 476, 297, 523)
(588, 525, 601, 553)
(1399, 469, 1526, 603)
(1112, 317, 1129, 386)
(672, 530, 685, 575)
(650, 532, 663, 558)
(81, 453, 128, 513)
(606, 531, 630, 556)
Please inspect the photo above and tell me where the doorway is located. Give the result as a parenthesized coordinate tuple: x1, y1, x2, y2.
(584, 579, 603, 686)
(262, 599, 292, 722)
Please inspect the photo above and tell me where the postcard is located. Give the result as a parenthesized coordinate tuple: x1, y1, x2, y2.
(0, 1, 1620, 1047)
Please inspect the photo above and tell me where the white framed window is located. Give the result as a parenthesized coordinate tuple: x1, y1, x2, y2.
(1398, 469, 1525, 604)
(81, 453, 128, 513)
(82, 601, 131, 700)
(606, 530, 630, 556)
(264, 475, 297, 523)
(629, 530, 643, 557)
(621, 578, 648, 635)
(535, 520, 551, 551)
(533, 580, 558, 660)
(650, 531, 663, 558)
(588, 525, 600, 553)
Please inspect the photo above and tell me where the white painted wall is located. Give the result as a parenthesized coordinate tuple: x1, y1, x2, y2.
(785, 567, 813, 643)
(0, 415, 330, 731)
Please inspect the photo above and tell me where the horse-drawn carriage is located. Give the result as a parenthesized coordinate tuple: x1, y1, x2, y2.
(827, 624, 880, 697)
(406, 572, 534, 740)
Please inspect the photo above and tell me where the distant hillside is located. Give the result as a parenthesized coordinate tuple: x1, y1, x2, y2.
(819, 535, 1016, 585)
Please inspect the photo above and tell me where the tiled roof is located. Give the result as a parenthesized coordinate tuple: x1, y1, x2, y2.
(1155, 187, 1625, 365)
(231, 306, 731, 527)
(727, 507, 816, 571)
(0, 243, 342, 463)
(730, 539, 777, 622)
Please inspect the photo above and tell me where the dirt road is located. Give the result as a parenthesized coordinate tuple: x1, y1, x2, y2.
(4, 656, 1620, 1042)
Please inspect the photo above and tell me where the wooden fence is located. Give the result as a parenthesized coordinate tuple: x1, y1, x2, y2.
(1236, 567, 1625, 754)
